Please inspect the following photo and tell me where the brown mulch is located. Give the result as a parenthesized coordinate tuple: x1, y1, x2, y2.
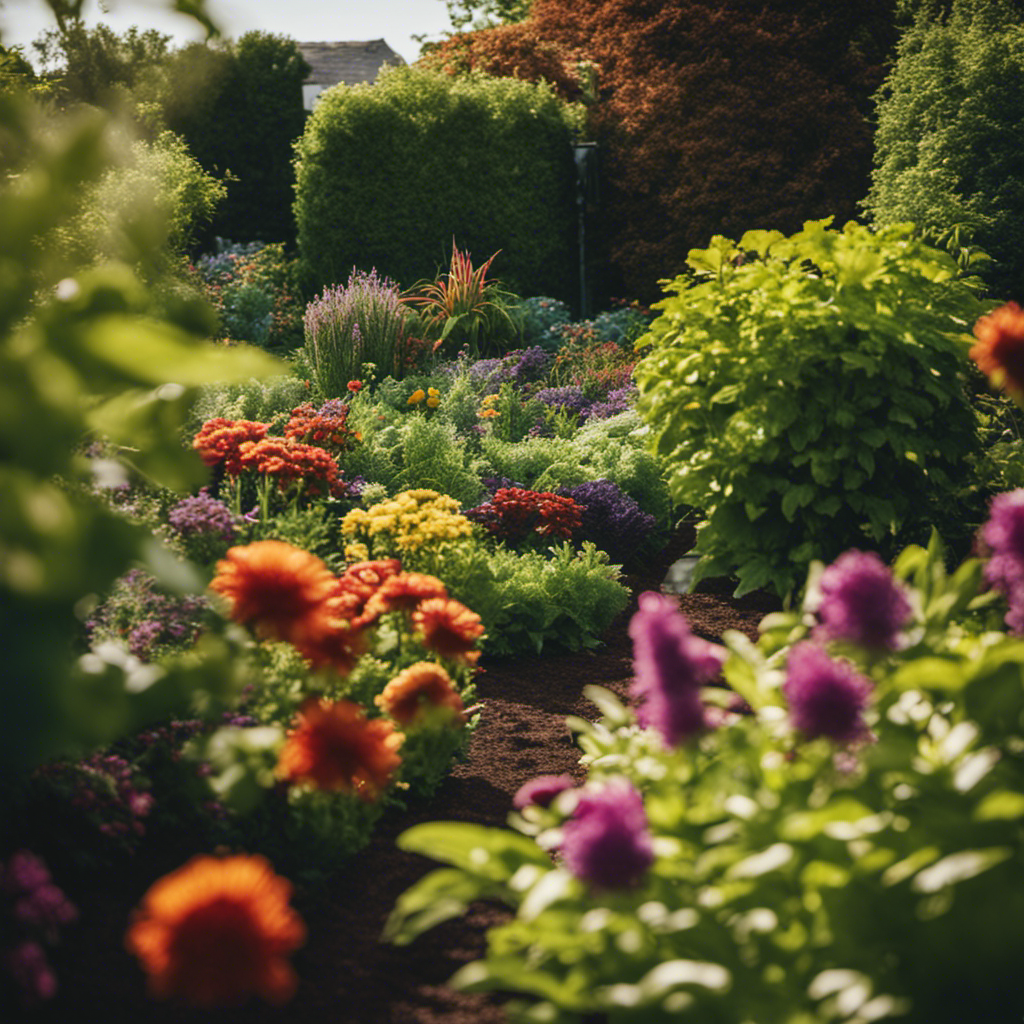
(25, 531, 779, 1024)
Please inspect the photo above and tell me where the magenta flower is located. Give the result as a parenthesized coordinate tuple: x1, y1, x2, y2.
(561, 780, 654, 889)
(628, 591, 725, 744)
(982, 490, 1024, 633)
(783, 642, 873, 744)
(513, 774, 575, 810)
(817, 550, 912, 649)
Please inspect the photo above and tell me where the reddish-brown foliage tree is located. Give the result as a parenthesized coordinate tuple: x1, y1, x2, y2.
(421, 1, 898, 302)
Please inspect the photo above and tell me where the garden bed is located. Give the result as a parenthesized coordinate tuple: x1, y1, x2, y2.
(28, 528, 779, 1024)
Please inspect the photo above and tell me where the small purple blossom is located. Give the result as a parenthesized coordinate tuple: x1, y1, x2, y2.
(559, 479, 656, 560)
(628, 592, 725, 745)
(167, 491, 237, 542)
(982, 489, 1024, 633)
(3, 941, 57, 1005)
(13, 885, 78, 933)
(585, 384, 637, 421)
(783, 642, 872, 743)
(3, 851, 51, 895)
(561, 780, 654, 889)
(817, 550, 912, 649)
(533, 385, 591, 419)
(513, 774, 575, 810)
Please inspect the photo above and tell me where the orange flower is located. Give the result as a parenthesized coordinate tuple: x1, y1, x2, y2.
(209, 541, 337, 649)
(276, 698, 403, 798)
(376, 662, 465, 726)
(333, 559, 404, 618)
(294, 618, 369, 675)
(125, 854, 305, 1007)
(359, 572, 449, 624)
(193, 419, 270, 474)
(971, 301, 1024, 399)
(412, 597, 485, 664)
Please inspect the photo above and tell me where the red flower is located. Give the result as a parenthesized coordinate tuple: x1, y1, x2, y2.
(125, 854, 305, 1007)
(359, 572, 449, 624)
(347, 380, 363, 393)
(412, 597, 485, 664)
(276, 698, 403, 798)
(971, 302, 1024, 400)
(193, 419, 270, 475)
(375, 662, 465, 725)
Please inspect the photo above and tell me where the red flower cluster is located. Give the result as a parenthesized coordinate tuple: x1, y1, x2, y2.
(466, 487, 583, 545)
(193, 418, 270, 475)
(284, 402, 360, 454)
(238, 438, 349, 498)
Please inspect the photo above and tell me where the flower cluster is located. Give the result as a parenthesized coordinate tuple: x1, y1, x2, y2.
(193, 418, 270, 474)
(85, 568, 209, 662)
(628, 591, 726, 745)
(238, 437, 350, 499)
(970, 301, 1024, 401)
(815, 550, 912, 649)
(533, 384, 590, 420)
(558, 479, 656, 560)
(375, 662, 466, 726)
(284, 399, 360, 454)
(477, 392, 501, 419)
(783, 642, 873, 744)
(341, 489, 476, 557)
(465, 487, 583, 545)
(980, 488, 1024, 632)
(585, 384, 638, 421)
(2, 850, 78, 1006)
(125, 853, 305, 1007)
(166, 491, 238, 564)
(551, 338, 636, 398)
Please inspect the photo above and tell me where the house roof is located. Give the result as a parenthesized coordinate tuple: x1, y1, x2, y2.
(297, 40, 406, 88)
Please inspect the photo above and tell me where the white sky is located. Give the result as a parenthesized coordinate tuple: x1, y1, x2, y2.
(0, 0, 456, 66)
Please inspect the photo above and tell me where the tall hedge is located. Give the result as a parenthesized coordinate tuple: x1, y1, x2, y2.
(863, 0, 1024, 299)
(293, 66, 580, 300)
(425, 0, 898, 303)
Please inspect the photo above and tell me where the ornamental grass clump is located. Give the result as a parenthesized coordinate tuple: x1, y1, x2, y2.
(304, 267, 414, 396)
(634, 219, 990, 598)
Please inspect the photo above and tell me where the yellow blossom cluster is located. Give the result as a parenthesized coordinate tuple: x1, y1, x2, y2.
(341, 488, 475, 556)
(478, 393, 501, 419)
(407, 387, 441, 408)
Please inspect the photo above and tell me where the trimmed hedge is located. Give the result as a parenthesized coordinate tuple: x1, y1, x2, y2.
(293, 66, 580, 301)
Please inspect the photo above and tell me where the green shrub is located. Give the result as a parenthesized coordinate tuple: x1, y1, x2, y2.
(634, 219, 989, 598)
(186, 375, 310, 435)
(294, 66, 580, 302)
(863, 0, 1024, 299)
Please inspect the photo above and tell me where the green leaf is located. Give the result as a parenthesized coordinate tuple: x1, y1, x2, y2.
(839, 351, 878, 374)
(383, 869, 498, 945)
(911, 848, 1013, 893)
(974, 790, 1024, 821)
(396, 822, 552, 880)
(452, 958, 591, 1009)
(890, 656, 967, 692)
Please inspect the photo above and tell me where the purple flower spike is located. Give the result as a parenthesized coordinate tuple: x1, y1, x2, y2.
(817, 550, 912, 649)
(628, 591, 725, 745)
(982, 490, 1024, 633)
(561, 780, 654, 889)
(513, 774, 575, 810)
(783, 642, 872, 744)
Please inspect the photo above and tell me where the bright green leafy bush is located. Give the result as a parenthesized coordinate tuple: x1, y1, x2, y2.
(294, 66, 580, 301)
(634, 219, 989, 598)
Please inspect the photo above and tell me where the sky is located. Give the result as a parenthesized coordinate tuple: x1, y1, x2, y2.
(0, 0, 456, 66)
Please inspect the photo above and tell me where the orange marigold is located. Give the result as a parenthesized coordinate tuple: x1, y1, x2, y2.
(209, 541, 337, 649)
(971, 301, 1024, 400)
(412, 597, 485, 664)
(125, 854, 305, 1007)
(193, 418, 270, 475)
(359, 572, 449, 624)
(334, 559, 404, 616)
(276, 698, 403, 798)
(375, 661, 465, 726)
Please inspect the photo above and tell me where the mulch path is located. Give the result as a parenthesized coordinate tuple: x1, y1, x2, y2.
(25, 531, 779, 1024)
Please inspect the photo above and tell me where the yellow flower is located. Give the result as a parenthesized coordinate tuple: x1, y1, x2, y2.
(427, 387, 440, 397)
(344, 542, 370, 562)
(407, 389, 425, 405)
(426, 396, 440, 408)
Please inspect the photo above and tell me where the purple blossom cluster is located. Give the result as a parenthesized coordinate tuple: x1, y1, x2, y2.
(816, 550, 912, 649)
(558, 479, 656, 560)
(533, 385, 591, 419)
(468, 346, 552, 391)
(981, 489, 1024, 633)
(1, 851, 77, 1006)
(585, 384, 637, 421)
(560, 780, 654, 889)
(628, 592, 726, 745)
(166, 490, 238, 564)
(85, 569, 209, 662)
(783, 642, 873, 744)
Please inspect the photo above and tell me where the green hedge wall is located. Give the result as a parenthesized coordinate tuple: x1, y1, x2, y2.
(293, 66, 580, 300)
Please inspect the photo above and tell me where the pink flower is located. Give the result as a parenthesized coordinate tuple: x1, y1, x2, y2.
(512, 774, 574, 810)
(817, 550, 911, 649)
(783, 642, 872, 744)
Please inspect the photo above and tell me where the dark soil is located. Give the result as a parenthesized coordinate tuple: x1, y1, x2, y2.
(24, 530, 779, 1024)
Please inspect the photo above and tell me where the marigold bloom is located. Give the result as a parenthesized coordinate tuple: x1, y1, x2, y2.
(276, 698, 403, 798)
(817, 550, 912, 650)
(783, 642, 872, 744)
(561, 780, 654, 889)
(412, 597, 485, 663)
(193, 419, 270, 475)
(210, 541, 337, 649)
(426, 396, 440, 408)
(970, 301, 1024, 400)
(360, 572, 449, 623)
(408, 389, 426, 405)
(125, 854, 305, 1007)
(376, 662, 465, 725)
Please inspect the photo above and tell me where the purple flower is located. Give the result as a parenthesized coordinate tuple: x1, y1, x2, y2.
(533, 385, 591, 419)
(628, 592, 725, 745)
(3, 851, 51, 895)
(817, 550, 912, 649)
(167, 491, 237, 542)
(783, 642, 872, 743)
(3, 941, 57, 1005)
(513, 774, 575, 810)
(561, 780, 654, 889)
(14, 884, 78, 932)
(559, 479, 656, 559)
(586, 384, 638, 421)
(982, 489, 1024, 632)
